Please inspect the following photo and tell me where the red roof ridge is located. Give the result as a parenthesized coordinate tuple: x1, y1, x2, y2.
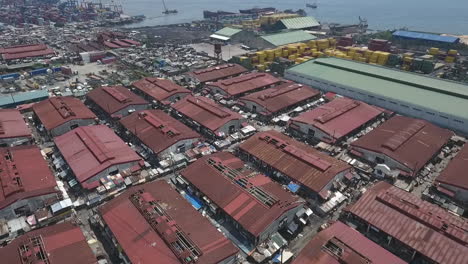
(186, 96, 230, 118)
(102, 86, 131, 103)
(220, 73, 266, 86)
(75, 127, 114, 163)
(381, 119, 426, 151)
(0, 149, 25, 197)
(145, 78, 177, 93)
(138, 111, 180, 136)
(259, 83, 303, 101)
(315, 100, 360, 124)
(193, 64, 236, 74)
(49, 97, 76, 119)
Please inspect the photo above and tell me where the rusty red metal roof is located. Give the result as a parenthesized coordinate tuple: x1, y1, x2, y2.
(33, 96, 96, 131)
(435, 144, 468, 191)
(120, 110, 200, 155)
(240, 81, 320, 116)
(291, 97, 384, 143)
(351, 116, 453, 175)
(180, 152, 303, 238)
(1, 44, 55, 60)
(239, 131, 351, 198)
(208, 72, 282, 97)
(0, 222, 96, 264)
(103, 41, 120, 49)
(188, 64, 248, 83)
(121, 39, 141, 46)
(132, 77, 190, 102)
(345, 181, 468, 264)
(0, 145, 57, 210)
(292, 221, 406, 264)
(0, 109, 31, 139)
(54, 125, 142, 189)
(172, 95, 244, 133)
(87, 86, 148, 115)
(99, 180, 238, 264)
(0, 44, 48, 54)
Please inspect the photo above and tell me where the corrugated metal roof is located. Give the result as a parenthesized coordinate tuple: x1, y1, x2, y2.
(172, 95, 245, 133)
(393, 30, 459, 43)
(280, 16, 320, 29)
(209, 72, 282, 97)
(345, 181, 468, 264)
(291, 97, 384, 143)
(0, 222, 96, 264)
(180, 152, 303, 238)
(292, 221, 406, 264)
(261, 31, 317, 47)
(54, 125, 142, 189)
(119, 110, 200, 155)
(436, 144, 468, 190)
(239, 130, 351, 197)
(286, 57, 468, 122)
(132, 77, 190, 102)
(188, 64, 248, 83)
(0, 109, 31, 139)
(99, 180, 239, 264)
(0, 145, 57, 210)
(351, 115, 453, 175)
(240, 81, 320, 115)
(33, 96, 96, 132)
(214, 27, 242, 37)
(87, 85, 148, 115)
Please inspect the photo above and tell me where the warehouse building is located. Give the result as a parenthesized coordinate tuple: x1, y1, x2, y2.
(0, 222, 97, 264)
(187, 64, 247, 84)
(206, 72, 282, 98)
(238, 131, 352, 201)
(119, 110, 200, 160)
(172, 95, 246, 138)
(86, 85, 149, 118)
(343, 181, 468, 264)
(392, 30, 460, 45)
(291, 221, 406, 264)
(0, 145, 58, 220)
(289, 97, 384, 144)
(276, 16, 321, 30)
(180, 152, 304, 247)
(434, 144, 468, 204)
(33, 96, 97, 137)
(0, 43, 55, 61)
(0, 109, 32, 147)
(255, 31, 317, 49)
(54, 125, 142, 190)
(132, 77, 190, 106)
(98, 180, 239, 264)
(0, 90, 49, 108)
(285, 57, 468, 135)
(238, 81, 320, 120)
(350, 115, 453, 178)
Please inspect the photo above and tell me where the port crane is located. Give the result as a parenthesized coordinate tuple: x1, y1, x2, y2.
(161, 0, 177, 14)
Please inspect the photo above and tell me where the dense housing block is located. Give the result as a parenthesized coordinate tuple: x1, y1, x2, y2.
(86, 86, 149, 118)
(239, 81, 320, 120)
(0, 222, 96, 264)
(206, 72, 282, 98)
(0, 145, 58, 220)
(33, 96, 97, 137)
(119, 110, 200, 159)
(350, 115, 453, 177)
(98, 180, 239, 264)
(132, 77, 191, 106)
(285, 57, 468, 135)
(54, 125, 142, 189)
(187, 64, 248, 83)
(291, 221, 406, 264)
(239, 130, 352, 200)
(344, 181, 468, 264)
(0, 109, 31, 147)
(172, 95, 246, 137)
(289, 97, 384, 143)
(180, 152, 304, 246)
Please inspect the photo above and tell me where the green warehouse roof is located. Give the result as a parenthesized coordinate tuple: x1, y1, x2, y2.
(261, 31, 317, 47)
(213, 27, 242, 38)
(280, 16, 320, 29)
(286, 57, 468, 121)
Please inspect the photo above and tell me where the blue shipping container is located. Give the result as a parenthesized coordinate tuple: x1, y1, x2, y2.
(53, 67, 61, 72)
(0, 73, 20, 80)
(29, 68, 48, 76)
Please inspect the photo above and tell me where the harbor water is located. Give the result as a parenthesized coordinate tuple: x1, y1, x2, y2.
(123, 0, 468, 35)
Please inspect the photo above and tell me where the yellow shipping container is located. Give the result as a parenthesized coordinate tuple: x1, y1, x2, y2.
(329, 38, 337, 45)
(448, 49, 458, 56)
(308, 40, 317, 48)
(429, 47, 439, 55)
(445, 56, 455, 63)
(344, 55, 353, 60)
(256, 64, 266, 71)
(288, 55, 297, 60)
(359, 57, 367, 63)
(404, 57, 413, 63)
(364, 50, 373, 58)
(283, 50, 289, 57)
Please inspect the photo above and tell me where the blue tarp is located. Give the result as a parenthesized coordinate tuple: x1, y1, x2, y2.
(287, 183, 300, 193)
(183, 193, 203, 210)
(393, 31, 459, 44)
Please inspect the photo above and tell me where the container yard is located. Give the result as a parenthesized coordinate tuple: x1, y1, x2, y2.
(1, 3, 468, 264)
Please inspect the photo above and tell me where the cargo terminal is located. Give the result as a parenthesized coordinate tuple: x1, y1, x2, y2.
(285, 57, 468, 135)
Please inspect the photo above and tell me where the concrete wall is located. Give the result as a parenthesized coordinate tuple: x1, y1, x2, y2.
(84, 161, 140, 188)
(157, 138, 199, 159)
(0, 193, 57, 220)
(50, 119, 95, 137)
(439, 183, 468, 204)
(285, 72, 468, 135)
(257, 205, 302, 243)
(351, 146, 411, 173)
(217, 119, 245, 135)
(0, 136, 32, 147)
(241, 100, 266, 114)
(290, 121, 330, 142)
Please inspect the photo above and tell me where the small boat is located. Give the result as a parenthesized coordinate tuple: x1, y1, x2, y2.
(306, 3, 317, 8)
